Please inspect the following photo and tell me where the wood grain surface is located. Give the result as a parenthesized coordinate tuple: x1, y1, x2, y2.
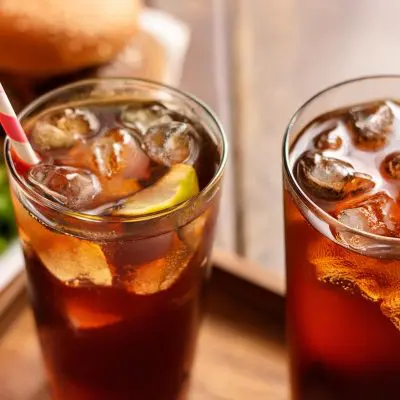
(0, 269, 288, 400)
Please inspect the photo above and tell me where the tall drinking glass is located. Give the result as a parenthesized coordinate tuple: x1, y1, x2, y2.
(5, 79, 227, 400)
(283, 76, 400, 400)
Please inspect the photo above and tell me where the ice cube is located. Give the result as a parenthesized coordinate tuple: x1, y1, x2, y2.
(32, 122, 76, 151)
(64, 297, 122, 330)
(55, 108, 99, 137)
(67, 307, 122, 330)
(296, 151, 375, 200)
(120, 102, 173, 133)
(337, 192, 398, 237)
(158, 244, 193, 291)
(178, 212, 209, 251)
(91, 128, 150, 180)
(124, 258, 168, 295)
(28, 164, 101, 210)
(38, 236, 112, 286)
(381, 152, 400, 179)
(349, 103, 394, 150)
(125, 244, 191, 295)
(144, 122, 200, 167)
(102, 232, 173, 272)
(105, 234, 191, 295)
(32, 108, 99, 151)
(309, 237, 400, 331)
(313, 124, 342, 151)
(15, 192, 112, 287)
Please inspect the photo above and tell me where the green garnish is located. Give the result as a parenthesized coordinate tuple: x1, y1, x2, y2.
(0, 137, 16, 254)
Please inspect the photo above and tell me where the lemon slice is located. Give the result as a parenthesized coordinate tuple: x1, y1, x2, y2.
(114, 164, 199, 216)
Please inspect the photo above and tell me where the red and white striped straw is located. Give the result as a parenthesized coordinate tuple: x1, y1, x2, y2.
(0, 83, 39, 165)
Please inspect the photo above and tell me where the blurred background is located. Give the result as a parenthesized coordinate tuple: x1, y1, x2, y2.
(1, 0, 400, 399)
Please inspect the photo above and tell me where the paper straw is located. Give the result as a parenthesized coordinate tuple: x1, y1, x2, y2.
(0, 83, 39, 165)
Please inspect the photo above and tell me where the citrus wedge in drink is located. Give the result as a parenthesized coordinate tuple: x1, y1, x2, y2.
(113, 163, 199, 216)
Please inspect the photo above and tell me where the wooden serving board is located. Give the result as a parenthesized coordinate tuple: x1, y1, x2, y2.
(0, 265, 288, 400)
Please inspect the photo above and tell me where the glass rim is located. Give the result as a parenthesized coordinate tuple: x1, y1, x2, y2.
(5, 77, 228, 224)
(283, 74, 400, 245)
